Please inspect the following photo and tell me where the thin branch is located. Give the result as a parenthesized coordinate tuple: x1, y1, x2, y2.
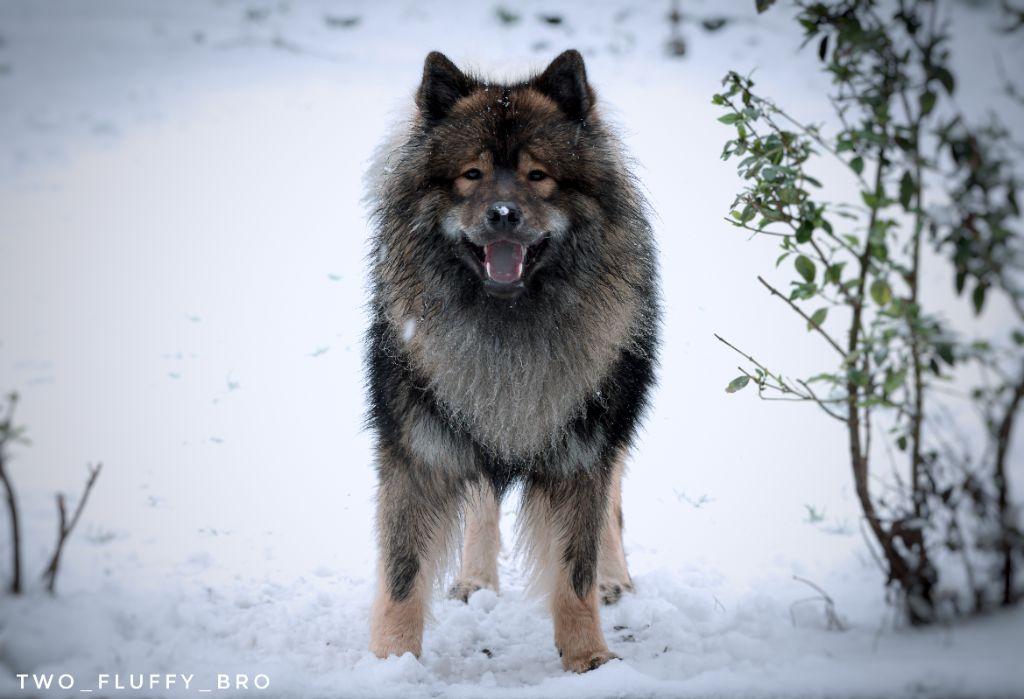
(723, 217, 792, 239)
(42, 463, 102, 594)
(715, 335, 848, 422)
(797, 379, 849, 423)
(846, 140, 902, 601)
(715, 333, 772, 376)
(994, 361, 1024, 606)
(791, 575, 848, 631)
(0, 394, 23, 594)
(756, 275, 848, 357)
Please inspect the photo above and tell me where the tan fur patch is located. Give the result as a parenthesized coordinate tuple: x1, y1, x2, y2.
(453, 152, 493, 197)
(518, 151, 556, 198)
(516, 475, 616, 672)
(369, 445, 462, 658)
(449, 483, 502, 600)
(369, 558, 428, 658)
(514, 88, 561, 117)
(598, 452, 633, 603)
(450, 89, 494, 117)
(551, 562, 617, 672)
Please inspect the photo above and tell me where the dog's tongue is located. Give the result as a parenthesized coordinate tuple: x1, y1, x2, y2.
(484, 241, 526, 283)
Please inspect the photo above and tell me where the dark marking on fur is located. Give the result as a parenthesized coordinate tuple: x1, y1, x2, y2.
(388, 553, 419, 602)
(531, 49, 594, 121)
(418, 51, 473, 121)
(600, 582, 627, 605)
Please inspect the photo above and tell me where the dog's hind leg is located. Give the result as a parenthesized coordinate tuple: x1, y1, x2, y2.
(449, 479, 501, 602)
(522, 469, 618, 673)
(598, 450, 633, 605)
(369, 445, 462, 659)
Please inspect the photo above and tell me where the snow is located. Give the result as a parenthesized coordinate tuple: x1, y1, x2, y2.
(402, 318, 417, 344)
(0, 1, 1022, 697)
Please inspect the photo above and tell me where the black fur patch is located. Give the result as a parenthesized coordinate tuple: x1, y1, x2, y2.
(387, 552, 420, 602)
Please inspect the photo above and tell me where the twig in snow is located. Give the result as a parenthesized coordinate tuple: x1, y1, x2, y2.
(790, 575, 847, 631)
(42, 463, 102, 594)
(0, 392, 24, 594)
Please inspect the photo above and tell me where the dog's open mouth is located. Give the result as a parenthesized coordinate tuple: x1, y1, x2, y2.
(462, 236, 550, 295)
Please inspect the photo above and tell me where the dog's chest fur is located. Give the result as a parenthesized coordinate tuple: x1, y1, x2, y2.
(400, 293, 636, 462)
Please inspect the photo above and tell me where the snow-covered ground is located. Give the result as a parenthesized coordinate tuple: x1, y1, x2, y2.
(0, 1, 1022, 697)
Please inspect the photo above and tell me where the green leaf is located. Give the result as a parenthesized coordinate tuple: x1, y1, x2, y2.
(847, 368, 869, 387)
(870, 279, 892, 306)
(807, 307, 828, 331)
(850, 156, 864, 175)
(955, 270, 967, 294)
(933, 66, 955, 95)
(899, 171, 914, 210)
(883, 368, 907, 393)
(790, 282, 818, 301)
(936, 343, 955, 365)
(726, 375, 751, 393)
(919, 90, 936, 117)
(795, 255, 816, 283)
(972, 284, 987, 314)
(755, 0, 777, 13)
(718, 113, 743, 125)
(795, 221, 814, 243)
(1012, 330, 1024, 346)
(779, 187, 801, 204)
(825, 262, 845, 285)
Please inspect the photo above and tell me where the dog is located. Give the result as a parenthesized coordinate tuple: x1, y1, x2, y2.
(364, 49, 660, 673)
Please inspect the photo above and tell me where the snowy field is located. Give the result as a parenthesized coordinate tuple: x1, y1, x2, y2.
(0, 1, 1022, 697)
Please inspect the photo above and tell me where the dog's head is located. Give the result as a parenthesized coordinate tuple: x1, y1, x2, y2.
(372, 48, 652, 320)
(416, 51, 594, 299)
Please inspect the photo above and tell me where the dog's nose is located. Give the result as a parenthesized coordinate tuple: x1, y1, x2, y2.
(485, 201, 522, 230)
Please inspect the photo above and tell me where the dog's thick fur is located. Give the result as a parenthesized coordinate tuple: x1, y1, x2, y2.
(365, 49, 660, 672)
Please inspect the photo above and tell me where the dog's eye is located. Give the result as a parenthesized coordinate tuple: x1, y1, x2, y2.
(462, 168, 482, 181)
(528, 170, 548, 182)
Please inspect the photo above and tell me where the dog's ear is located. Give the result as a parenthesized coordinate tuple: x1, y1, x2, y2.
(417, 52, 471, 121)
(533, 49, 594, 121)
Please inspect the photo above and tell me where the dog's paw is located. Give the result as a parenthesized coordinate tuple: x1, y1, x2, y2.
(368, 637, 420, 660)
(598, 579, 634, 606)
(447, 578, 493, 603)
(560, 649, 620, 673)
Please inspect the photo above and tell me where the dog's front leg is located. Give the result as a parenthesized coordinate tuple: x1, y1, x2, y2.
(449, 480, 501, 602)
(369, 444, 461, 659)
(523, 468, 618, 673)
(598, 450, 633, 605)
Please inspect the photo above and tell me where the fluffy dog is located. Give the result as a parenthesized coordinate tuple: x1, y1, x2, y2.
(365, 49, 660, 672)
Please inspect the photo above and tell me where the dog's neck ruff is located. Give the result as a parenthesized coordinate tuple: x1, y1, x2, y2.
(403, 289, 637, 462)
